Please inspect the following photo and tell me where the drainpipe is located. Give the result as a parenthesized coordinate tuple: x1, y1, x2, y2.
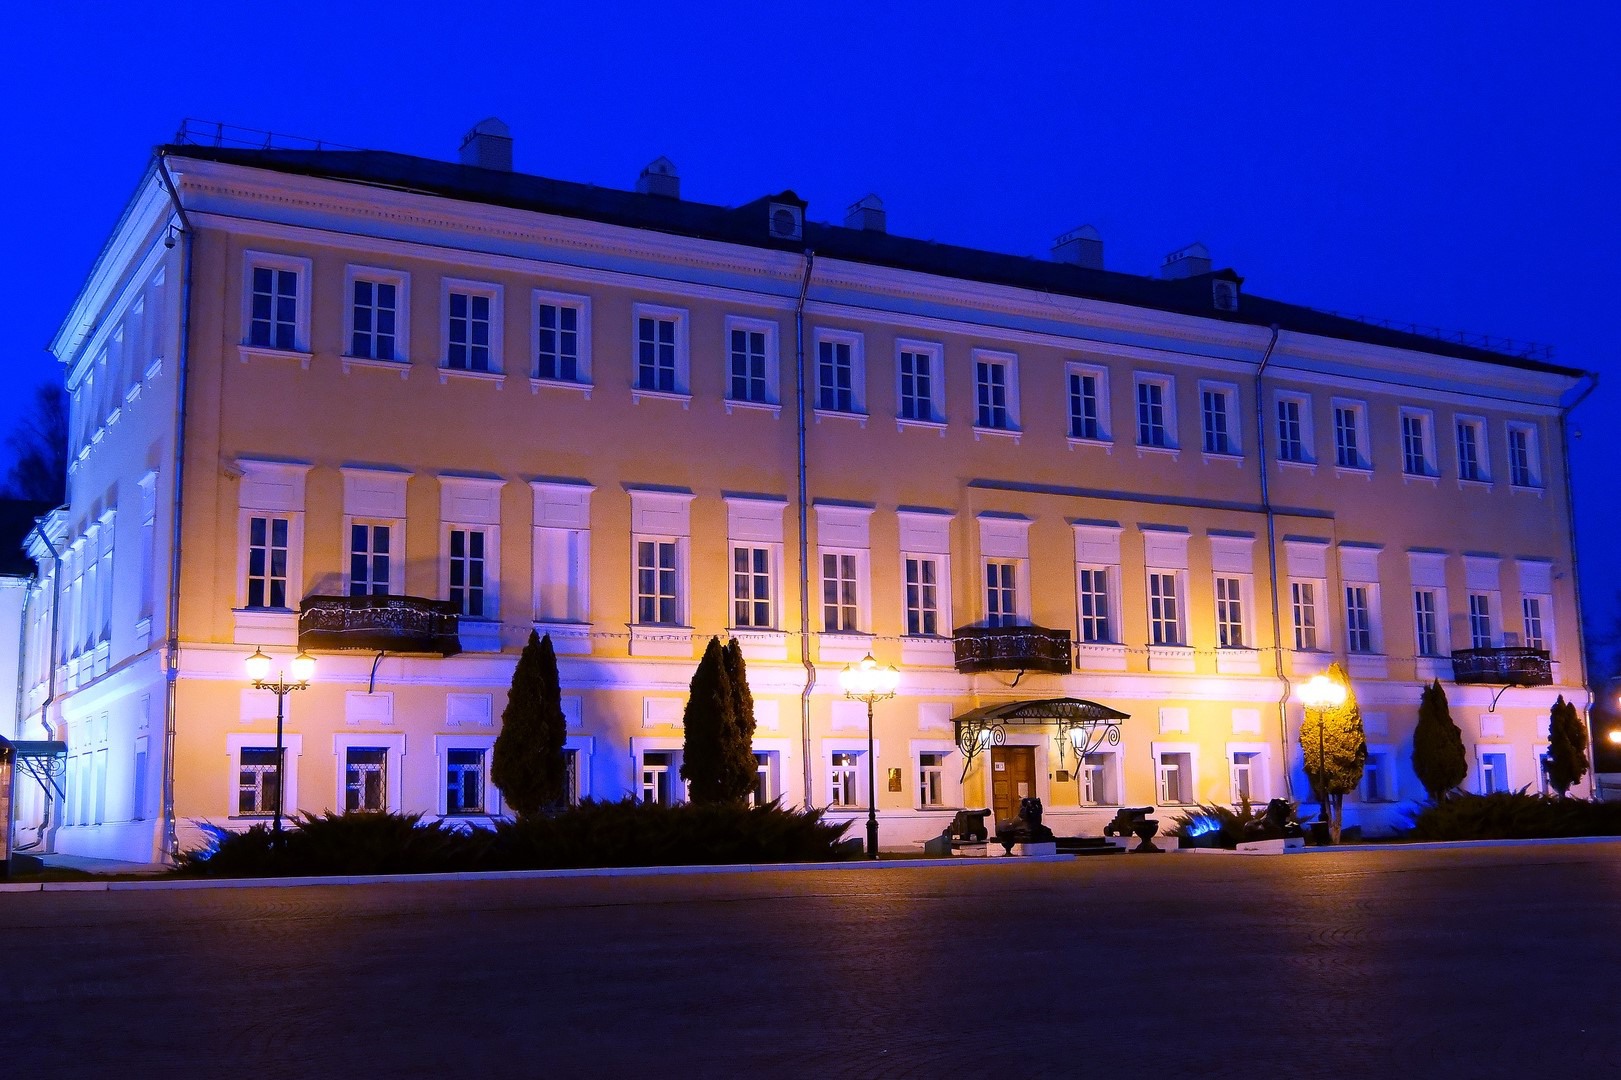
(794, 251, 816, 810)
(155, 152, 194, 865)
(1557, 372, 1599, 795)
(19, 521, 64, 850)
(1252, 325, 1291, 798)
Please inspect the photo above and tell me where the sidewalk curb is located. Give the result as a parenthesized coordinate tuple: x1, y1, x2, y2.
(1300, 834, 1621, 855)
(1, 853, 1076, 893)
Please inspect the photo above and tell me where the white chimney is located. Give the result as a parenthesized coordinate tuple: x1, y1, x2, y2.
(459, 118, 512, 171)
(1160, 242, 1212, 279)
(636, 157, 680, 199)
(1052, 225, 1103, 269)
(844, 194, 886, 232)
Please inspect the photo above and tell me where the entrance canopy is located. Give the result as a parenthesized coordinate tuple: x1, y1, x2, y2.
(951, 698, 1129, 780)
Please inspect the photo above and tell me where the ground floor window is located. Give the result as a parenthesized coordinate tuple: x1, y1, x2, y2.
(829, 752, 861, 807)
(641, 750, 677, 806)
(238, 747, 280, 817)
(345, 747, 388, 812)
(564, 748, 579, 806)
(1158, 752, 1193, 805)
(1481, 751, 1508, 795)
(1362, 750, 1393, 802)
(918, 751, 946, 808)
(445, 749, 486, 815)
(1081, 752, 1119, 806)
(1230, 751, 1261, 803)
(750, 751, 781, 806)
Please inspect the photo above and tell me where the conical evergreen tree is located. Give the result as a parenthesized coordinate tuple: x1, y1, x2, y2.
(1299, 662, 1368, 842)
(1412, 679, 1468, 803)
(491, 631, 568, 817)
(680, 637, 737, 804)
(723, 637, 760, 802)
(1545, 694, 1590, 797)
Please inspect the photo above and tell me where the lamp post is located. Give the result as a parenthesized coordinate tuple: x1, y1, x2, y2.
(839, 652, 899, 859)
(245, 647, 315, 839)
(1301, 672, 1347, 824)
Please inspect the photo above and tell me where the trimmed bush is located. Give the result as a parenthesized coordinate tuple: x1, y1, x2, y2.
(178, 812, 488, 877)
(1403, 791, 1621, 841)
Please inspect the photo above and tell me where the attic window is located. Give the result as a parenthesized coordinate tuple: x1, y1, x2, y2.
(1213, 279, 1239, 313)
(768, 203, 803, 241)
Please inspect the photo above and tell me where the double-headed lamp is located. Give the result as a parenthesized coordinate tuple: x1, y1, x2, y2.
(1301, 673, 1347, 710)
(839, 653, 900, 700)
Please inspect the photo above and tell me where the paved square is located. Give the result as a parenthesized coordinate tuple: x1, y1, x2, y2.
(4, 843, 1619, 1078)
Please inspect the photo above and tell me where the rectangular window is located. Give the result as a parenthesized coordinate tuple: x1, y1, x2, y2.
(1456, 419, 1486, 482)
(1523, 597, 1546, 651)
(1215, 576, 1245, 648)
(1402, 410, 1433, 476)
(817, 338, 855, 412)
(1508, 424, 1541, 487)
(918, 752, 946, 808)
(637, 315, 679, 393)
(246, 515, 289, 609)
(1077, 567, 1112, 644)
(536, 303, 580, 382)
(1148, 572, 1181, 646)
(750, 752, 776, 807)
(1334, 403, 1367, 469)
(1202, 387, 1233, 454)
(349, 524, 392, 597)
(1276, 397, 1307, 462)
(1363, 750, 1391, 802)
(1292, 581, 1318, 651)
(829, 752, 860, 807)
(445, 749, 486, 815)
(641, 751, 674, 806)
(1158, 752, 1192, 804)
(1069, 369, 1104, 440)
(1414, 589, 1440, 656)
(249, 265, 299, 350)
(898, 347, 937, 422)
(1481, 752, 1508, 795)
(237, 747, 280, 817)
(985, 560, 1018, 627)
(1081, 752, 1119, 806)
(350, 278, 398, 360)
(636, 539, 680, 626)
(344, 748, 388, 812)
(1345, 585, 1373, 653)
(447, 291, 492, 371)
(731, 545, 773, 629)
(904, 556, 940, 636)
(822, 552, 859, 632)
(448, 528, 487, 618)
(975, 358, 1011, 430)
(1136, 379, 1170, 448)
(1231, 751, 1260, 803)
(1469, 593, 1493, 649)
(729, 326, 769, 404)
(534, 526, 589, 624)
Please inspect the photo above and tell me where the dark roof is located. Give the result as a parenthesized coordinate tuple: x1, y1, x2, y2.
(162, 144, 1583, 378)
(0, 500, 52, 577)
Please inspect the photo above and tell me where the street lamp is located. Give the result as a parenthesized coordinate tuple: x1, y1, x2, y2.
(838, 652, 900, 859)
(1301, 672, 1347, 824)
(246, 647, 315, 839)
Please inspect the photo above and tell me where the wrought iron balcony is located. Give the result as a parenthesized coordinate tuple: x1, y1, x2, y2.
(298, 595, 462, 656)
(952, 624, 1072, 675)
(1450, 647, 1551, 687)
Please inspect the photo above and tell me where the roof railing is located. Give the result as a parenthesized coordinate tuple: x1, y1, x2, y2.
(172, 118, 360, 153)
(1314, 308, 1556, 362)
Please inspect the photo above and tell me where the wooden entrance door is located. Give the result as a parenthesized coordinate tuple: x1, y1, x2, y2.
(990, 746, 1037, 827)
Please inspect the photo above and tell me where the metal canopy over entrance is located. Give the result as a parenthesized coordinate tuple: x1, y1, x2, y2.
(951, 698, 1129, 782)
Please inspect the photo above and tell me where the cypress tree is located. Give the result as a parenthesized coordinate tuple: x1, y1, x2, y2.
(680, 637, 736, 804)
(492, 631, 568, 817)
(1545, 694, 1590, 797)
(1298, 662, 1368, 842)
(1411, 679, 1468, 803)
(724, 637, 760, 801)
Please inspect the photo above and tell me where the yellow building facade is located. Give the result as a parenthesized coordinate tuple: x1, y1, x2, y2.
(19, 126, 1594, 862)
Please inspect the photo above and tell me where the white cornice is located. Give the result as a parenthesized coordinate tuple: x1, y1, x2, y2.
(53, 171, 173, 370)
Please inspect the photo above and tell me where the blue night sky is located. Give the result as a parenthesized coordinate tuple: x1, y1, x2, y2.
(2, 3, 1617, 664)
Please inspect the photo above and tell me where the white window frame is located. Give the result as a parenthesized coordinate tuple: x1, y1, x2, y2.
(813, 328, 866, 417)
(1079, 749, 1123, 807)
(1075, 564, 1116, 645)
(628, 303, 691, 400)
(1133, 372, 1178, 451)
(982, 558, 1028, 627)
(1153, 742, 1199, 806)
(1506, 422, 1543, 489)
(1480, 750, 1510, 795)
(898, 510, 953, 652)
(1227, 743, 1271, 805)
(1213, 573, 1253, 649)
(822, 738, 878, 809)
(1361, 745, 1395, 802)
(729, 542, 782, 631)
(531, 288, 592, 389)
(1274, 391, 1314, 465)
(1400, 407, 1437, 478)
(633, 536, 688, 628)
(1344, 582, 1379, 654)
(235, 461, 311, 641)
(902, 553, 949, 637)
(1198, 380, 1241, 457)
(1413, 587, 1445, 657)
(532, 482, 593, 629)
(895, 338, 945, 427)
(343, 264, 411, 365)
(1521, 595, 1550, 652)
(1331, 398, 1371, 471)
(226, 733, 303, 822)
(1066, 362, 1111, 444)
(1468, 592, 1497, 649)
(440, 278, 504, 377)
(333, 733, 406, 815)
(1147, 570, 1187, 647)
(971, 348, 1020, 435)
(819, 548, 867, 633)
(723, 314, 780, 409)
(443, 524, 497, 619)
(341, 467, 409, 600)
(240, 250, 312, 356)
(1290, 579, 1324, 652)
(1454, 415, 1490, 484)
(910, 740, 963, 810)
(435, 735, 500, 817)
(244, 513, 294, 611)
(633, 741, 685, 807)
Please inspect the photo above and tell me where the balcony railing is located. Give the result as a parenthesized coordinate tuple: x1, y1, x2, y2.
(1450, 647, 1551, 687)
(298, 595, 462, 656)
(952, 624, 1073, 675)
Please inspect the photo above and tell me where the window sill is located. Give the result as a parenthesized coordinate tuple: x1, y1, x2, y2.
(533, 620, 594, 655)
(1202, 451, 1244, 466)
(342, 355, 412, 378)
(1402, 471, 1439, 485)
(532, 377, 593, 398)
(1216, 647, 1262, 675)
(125, 382, 141, 405)
(439, 367, 506, 387)
(145, 355, 166, 382)
(1066, 436, 1113, 454)
(1457, 477, 1494, 491)
(896, 417, 946, 435)
(628, 624, 696, 658)
(458, 618, 503, 653)
(728, 628, 789, 660)
(1135, 444, 1181, 460)
(1277, 458, 1317, 474)
(814, 408, 868, 427)
(238, 345, 312, 368)
(632, 387, 692, 408)
(106, 406, 122, 429)
(817, 631, 875, 663)
(1147, 644, 1195, 673)
(972, 425, 1021, 443)
(724, 398, 781, 417)
(1333, 465, 1373, 479)
(900, 635, 955, 667)
(233, 607, 298, 646)
(1347, 652, 1389, 679)
(1509, 484, 1545, 497)
(1074, 641, 1128, 671)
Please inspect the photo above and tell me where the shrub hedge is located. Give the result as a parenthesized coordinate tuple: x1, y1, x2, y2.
(1403, 791, 1621, 841)
(179, 799, 852, 877)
